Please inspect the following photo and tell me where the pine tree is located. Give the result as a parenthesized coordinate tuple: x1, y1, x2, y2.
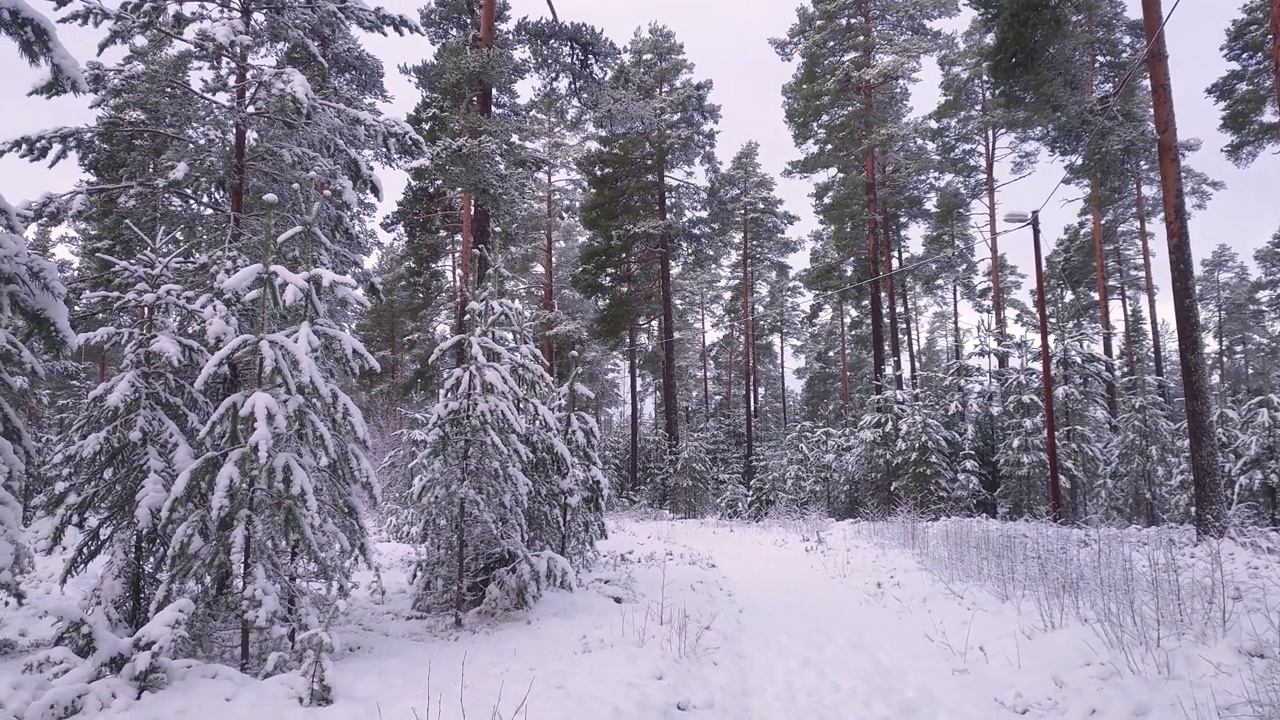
(1207, 0, 1280, 166)
(710, 141, 799, 494)
(578, 24, 720, 500)
(931, 17, 1038, 368)
(774, 0, 958, 400)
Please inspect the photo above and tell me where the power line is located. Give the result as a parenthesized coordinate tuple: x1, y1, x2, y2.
(1034, 0, 1184, 215)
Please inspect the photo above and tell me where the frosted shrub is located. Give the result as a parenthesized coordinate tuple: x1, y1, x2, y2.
(11, 599, 194, 720)
(852, 515, 1279, 681)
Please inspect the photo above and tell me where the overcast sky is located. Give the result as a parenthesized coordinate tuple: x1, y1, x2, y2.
(2, 0, 1276, 331)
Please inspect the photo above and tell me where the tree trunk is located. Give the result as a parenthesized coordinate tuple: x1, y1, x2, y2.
(726, 334, 734, 415)
(657, 167, 680, 457)
(861, 5, 886, 397)
(229, 0, 250, 246)
(1115, 241, 1137, 377)
(742, 219, 754, 490)
(624, 245, 639, 496)
(896, 231, 918, 389)
(779, 330, 789, 428)
(953, 282, 962, 366)
(628, 321, 639, 495)
(454, 497, 466, 628)
(748, 250, 760, 421)
(883, 210, 903, 392)
(984, 121, 1008, 369)
(472, 0, 497, 287)
(1271, 0, 1280, 146)
(1089, 170, 1119, 417)
(1141, 0, 1226, 539)
(699, 294, 711, 419)
(837, 294, 850, 422)
(1135, 180, 1167, 393)
(1216, 267, 1226, 393)
(542, 166, 555, 375)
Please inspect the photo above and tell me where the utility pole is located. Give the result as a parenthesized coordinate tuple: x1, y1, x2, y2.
(1006, 211, 1063, 522)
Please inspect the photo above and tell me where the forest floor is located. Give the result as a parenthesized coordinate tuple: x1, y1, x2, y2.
(2, 515, 1271, 719)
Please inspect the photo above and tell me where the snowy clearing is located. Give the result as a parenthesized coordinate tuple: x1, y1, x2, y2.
(3, 515, 1273, 719)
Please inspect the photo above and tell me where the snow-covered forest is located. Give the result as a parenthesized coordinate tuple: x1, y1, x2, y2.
(2, 0, 1280, 717)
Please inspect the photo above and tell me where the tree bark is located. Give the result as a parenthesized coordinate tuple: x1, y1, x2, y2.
(542, 166, 555, 375)
(1135, 180, 1167, 393)
(896, 228, 918, 389)
(626, 249, 639, 495)
(699, 293, 711, 420)
(472, 0, 497, 287)
(779, 330, 789, 428)
(883, 210, 903, 392)
(1141, 0, 1226, 539)
(742, 218, 755, 490)
(953, 282, 963, 366)
(657, 165, 680, 458)
(628, 321, 639, 495)
(229, 0, 250, 246)
(861, 4, 885, 397)
(984, 121, 1008, 369)
(1089, 170, 1119, 417)
(837, 294, 850, 422)
(1271, 0, 1280, 146)
(1115, 242, 1137, 377)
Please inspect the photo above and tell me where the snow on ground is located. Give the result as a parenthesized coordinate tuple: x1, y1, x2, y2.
(2, 515, 1271, 719)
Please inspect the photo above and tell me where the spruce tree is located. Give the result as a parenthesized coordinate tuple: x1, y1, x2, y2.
(0, 197, 74, 603)
(48, 226, 209, 633)
(160, 196, 379, 681)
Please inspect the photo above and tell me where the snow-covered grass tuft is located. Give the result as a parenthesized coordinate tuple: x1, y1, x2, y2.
(851, 513, 1280, 717)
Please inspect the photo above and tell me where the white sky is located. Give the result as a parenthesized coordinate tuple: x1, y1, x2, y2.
(2, 0, 1276, 334)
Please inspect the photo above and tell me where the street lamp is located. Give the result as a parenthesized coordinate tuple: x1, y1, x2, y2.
(1004, 210, 1063, 522)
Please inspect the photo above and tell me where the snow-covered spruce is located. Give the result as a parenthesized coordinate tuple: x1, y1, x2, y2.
(158, 197, 377, 697)
(8, 599, 195, 720)
(0, 195, 74, 603)
(47, 225, 209, 635)
(397, 283, 580, 626)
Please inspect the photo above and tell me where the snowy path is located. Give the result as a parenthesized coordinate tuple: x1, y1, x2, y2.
(4, 518, 1215, 719)
(690, 526, 1012, 719)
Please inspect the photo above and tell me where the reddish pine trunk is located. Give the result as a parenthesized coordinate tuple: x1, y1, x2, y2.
(984, 120, 1008, 368)
(1141, 0, 1226, 539)
(861, 4, 885, 397)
